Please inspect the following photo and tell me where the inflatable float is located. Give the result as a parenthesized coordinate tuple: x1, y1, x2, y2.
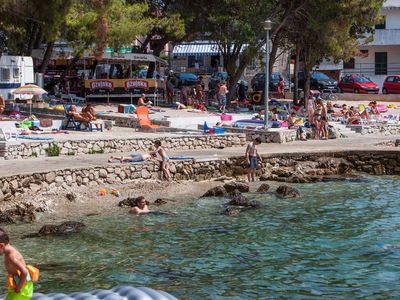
(0, 286, 178, 300)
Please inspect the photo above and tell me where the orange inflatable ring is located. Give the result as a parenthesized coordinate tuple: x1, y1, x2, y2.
(7, 265, 40, 289)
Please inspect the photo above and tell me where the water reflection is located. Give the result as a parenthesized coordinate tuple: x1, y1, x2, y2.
(1, 176, 400, 299)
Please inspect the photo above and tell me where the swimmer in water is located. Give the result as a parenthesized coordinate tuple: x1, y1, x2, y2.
(129, 196, 150, 215)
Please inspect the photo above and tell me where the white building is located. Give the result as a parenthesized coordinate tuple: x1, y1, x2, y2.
(342, 0, 400, 88)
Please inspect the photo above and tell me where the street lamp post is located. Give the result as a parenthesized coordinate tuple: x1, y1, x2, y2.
(263, 19, 272, 129)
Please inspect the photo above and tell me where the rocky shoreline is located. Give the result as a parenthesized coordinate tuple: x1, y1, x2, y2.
(1, 150, 400, 226)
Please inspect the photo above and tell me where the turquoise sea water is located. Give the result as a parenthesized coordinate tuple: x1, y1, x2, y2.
(2, 176, 400, 299)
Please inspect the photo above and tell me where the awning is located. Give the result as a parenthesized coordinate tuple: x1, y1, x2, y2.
(172, 42, 220, 56)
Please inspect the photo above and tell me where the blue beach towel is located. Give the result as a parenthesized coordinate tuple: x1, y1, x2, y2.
(170, 156, 194, 160)
(17, 135, 54, 141)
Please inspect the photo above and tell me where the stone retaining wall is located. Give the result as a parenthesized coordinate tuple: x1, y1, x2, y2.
(353, 124, 400, 135)
(3, 134, 247, 160)
(1, 150, 399, 201)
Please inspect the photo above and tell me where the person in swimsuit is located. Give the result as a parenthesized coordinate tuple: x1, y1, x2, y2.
(313, 100, 323, 139)
(245, 137, 262, 182)
(0, 96, 5, 117)
(286, 111, 300, 129)
(306, 96, 315, 126)
(0, 229, 34, 300)
(152, 140, 172, 181)
(108, 153, 153, 163)
(129, 196, 150, 215)
(320, 100, 329, 140)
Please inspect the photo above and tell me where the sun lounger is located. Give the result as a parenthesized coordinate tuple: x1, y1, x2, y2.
(136, 106, 160, 130)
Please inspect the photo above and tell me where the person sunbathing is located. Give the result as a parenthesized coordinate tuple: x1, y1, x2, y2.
(108, 152, 153, 163)
(138, 94, 153, 107)
(82, 104, 96, 121)
(68, 105, 91, 126)
(286, 112, 301, 129)
(129, 196, 150, 215)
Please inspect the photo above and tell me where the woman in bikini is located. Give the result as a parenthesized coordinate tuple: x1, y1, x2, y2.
(313, 100, 323, 139)
(306, 96, 315, 126)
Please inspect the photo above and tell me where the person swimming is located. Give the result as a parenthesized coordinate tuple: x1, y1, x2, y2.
(129, 196, 150, 215)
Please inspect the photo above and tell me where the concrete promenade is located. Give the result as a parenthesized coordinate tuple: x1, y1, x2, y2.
(1, 135, 399, 178)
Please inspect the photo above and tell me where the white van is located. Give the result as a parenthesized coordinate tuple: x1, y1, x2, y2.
(0, 55, 34, 101)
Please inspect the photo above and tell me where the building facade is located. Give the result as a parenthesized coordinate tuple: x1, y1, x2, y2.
(341, 0, 400, 88)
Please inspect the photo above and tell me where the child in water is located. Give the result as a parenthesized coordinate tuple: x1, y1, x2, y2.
(152, 140, 172, 181)
(0, 228, 34, 300)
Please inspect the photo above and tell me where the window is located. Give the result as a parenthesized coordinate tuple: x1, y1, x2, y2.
(13, 68, 19, 78)
(1, 68, 10, 81)
(375, 17, 386, 29)
(386, 76, 395, 83)
(375, 52, 387, 75)
(343, 58, 355, 69)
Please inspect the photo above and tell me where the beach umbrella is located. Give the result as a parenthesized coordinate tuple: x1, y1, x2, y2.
(12, 84, 48, 95)
(12, 85, 48, 116)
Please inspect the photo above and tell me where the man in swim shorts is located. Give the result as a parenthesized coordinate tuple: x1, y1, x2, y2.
(0, 229, 34, 300)
(245, 137, 262, 182)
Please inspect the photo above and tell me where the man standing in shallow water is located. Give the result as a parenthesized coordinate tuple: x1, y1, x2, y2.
(245, 137, 262, 182)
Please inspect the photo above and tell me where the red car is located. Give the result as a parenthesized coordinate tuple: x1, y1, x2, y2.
(382, 75, 400, 94)
(338, 75, 379, 94)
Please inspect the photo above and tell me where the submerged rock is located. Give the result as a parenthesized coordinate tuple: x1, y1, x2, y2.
(276, 185, 300, 198)
(223, 181, 249, 194)
(256, 183, 270, 193)
(223, 207, 241, 216)
(38, 221, 86, 236)
(201, 186, 227, 197)
(154, 198, 168, 205)
(228, 190, 262, 208)
(0, 211, 16, 224)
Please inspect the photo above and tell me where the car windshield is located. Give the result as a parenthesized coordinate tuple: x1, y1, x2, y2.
(354, 77, 372, 83)
(312, 72, 330, 80)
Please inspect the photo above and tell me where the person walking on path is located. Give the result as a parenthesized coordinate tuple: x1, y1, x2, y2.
(245, 137, 262, 182)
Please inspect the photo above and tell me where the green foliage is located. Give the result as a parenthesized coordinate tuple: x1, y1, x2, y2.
(106, 0, 150, 51)
(45, 143, 61, 157)
(31, 152, 38, 158)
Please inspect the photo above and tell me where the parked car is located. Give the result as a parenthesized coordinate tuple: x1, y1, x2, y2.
(208, 71, 248, 91)
(171, 72, 198, 88)
(297, 71, 338, 92)
(382, 75, 400, 94)
(251, 72, 290, 92)
(338, 74, 379, 94)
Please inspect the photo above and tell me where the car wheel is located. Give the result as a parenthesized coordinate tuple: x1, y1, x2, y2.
(382, 88, 388, 94)
(354, 88, 359, 94)
(338, 87, 343, 93)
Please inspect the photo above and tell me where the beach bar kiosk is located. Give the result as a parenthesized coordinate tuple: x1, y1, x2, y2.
(84, 53, 167, 104)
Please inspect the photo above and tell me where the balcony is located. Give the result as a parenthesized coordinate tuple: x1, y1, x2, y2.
(364, 29, 400, 46)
